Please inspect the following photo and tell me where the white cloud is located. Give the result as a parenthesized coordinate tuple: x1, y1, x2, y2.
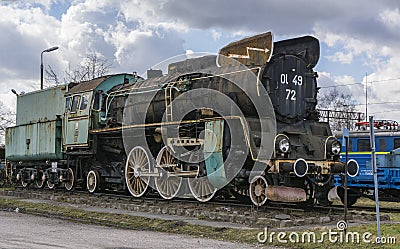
(113, 1, 189, 33)
(0, 5, 61, 110)
(380, 8, 400, 28)
(318, 72, 364, 110)
(210, 29, 221, 41)
(1, 0, 400, 122)
(361, 54, 400, 119)
(334, 75, 356, 85)
(2, 0, 56, 12)
(0, 0, 187, 114)
(313, 26, 342, 47)
(55, 0, 187, 73)
(312, 5, 400, 121)
(326, 52, 353, 64)
(318, 72, 359, 91)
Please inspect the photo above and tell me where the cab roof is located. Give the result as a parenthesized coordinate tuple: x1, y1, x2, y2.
(66, 73, 141, 95)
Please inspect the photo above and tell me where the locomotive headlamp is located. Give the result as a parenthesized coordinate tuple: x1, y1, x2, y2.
(325, 137, 341, 157)
(278, 138, 290, 153)
(331, 140, 341, 155)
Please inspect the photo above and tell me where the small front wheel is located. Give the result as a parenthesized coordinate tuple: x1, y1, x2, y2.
(64, 168, 75, 191)
(87, 170, 101, 193)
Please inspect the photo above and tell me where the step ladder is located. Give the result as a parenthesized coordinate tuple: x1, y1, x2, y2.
(164, 82, 174, 122)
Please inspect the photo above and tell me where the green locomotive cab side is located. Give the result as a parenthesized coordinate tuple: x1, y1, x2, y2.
(63, 73, 142, 150)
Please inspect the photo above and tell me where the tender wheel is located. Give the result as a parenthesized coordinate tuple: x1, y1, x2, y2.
(47, 181, 55, 189)
(249, 176, 268, 206)
(35, 171, 46, 189)
(125, 146, 151, 198)
(64, 168, 75, 191)
(155, 146, 182, 199)
(87, 170, 100, 193)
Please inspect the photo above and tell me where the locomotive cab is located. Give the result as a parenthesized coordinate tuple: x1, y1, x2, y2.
(63, 74, 141, 149)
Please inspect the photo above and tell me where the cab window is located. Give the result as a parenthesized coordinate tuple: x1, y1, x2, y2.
(80, 93, 89, 110)
(65, 97, 71, 112)
(394, 138, 400, 149)
(379, 138, 386, 151)
(93, 91, 102, 111)
(357, 139, 370, 151)
(71, 95, 81, 113)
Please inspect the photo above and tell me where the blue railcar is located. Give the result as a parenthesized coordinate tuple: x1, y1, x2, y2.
(335, 124, 400, 205)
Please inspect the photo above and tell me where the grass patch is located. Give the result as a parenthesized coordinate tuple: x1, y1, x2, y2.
(0, 187, 16, 191)
(354, 198, 400, 209)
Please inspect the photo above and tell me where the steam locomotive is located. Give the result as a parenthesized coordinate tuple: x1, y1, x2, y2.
(5, 32, 355, 206)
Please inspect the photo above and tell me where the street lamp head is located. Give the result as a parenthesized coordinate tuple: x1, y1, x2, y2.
(40, 46, 59, 90)
(11, 89, 19, 96)
(43, 46, 59, 53)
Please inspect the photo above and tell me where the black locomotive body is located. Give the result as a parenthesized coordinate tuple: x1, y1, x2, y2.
(6, 32, 353, 206)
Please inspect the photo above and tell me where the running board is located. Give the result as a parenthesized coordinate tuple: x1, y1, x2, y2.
(138, 170, 198, 178)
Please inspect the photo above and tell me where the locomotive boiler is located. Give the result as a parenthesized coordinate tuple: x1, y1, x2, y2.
(5, 32, 355, 207)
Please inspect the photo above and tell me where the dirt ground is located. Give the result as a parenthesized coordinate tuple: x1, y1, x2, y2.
(0, 211, 259, 249)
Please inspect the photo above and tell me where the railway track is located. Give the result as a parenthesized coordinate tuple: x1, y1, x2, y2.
(10, 186, 400, 215)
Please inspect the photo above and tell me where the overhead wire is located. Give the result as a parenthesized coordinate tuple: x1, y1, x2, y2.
(319, 76, 400, 89)
(319, 76, 400, 119)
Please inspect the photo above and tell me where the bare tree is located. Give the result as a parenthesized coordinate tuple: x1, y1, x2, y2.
(45, 65, 60, 86)
(45, 52, 112, 85)
(81, 53, 113, 81)
(0, 101, 15, 145)
(317, 88, 359, 131)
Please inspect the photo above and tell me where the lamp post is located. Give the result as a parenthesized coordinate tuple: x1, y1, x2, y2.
(40, 46, 59, 90)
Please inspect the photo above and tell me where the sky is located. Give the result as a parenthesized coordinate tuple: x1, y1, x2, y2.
(0, 0, 400, 122)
